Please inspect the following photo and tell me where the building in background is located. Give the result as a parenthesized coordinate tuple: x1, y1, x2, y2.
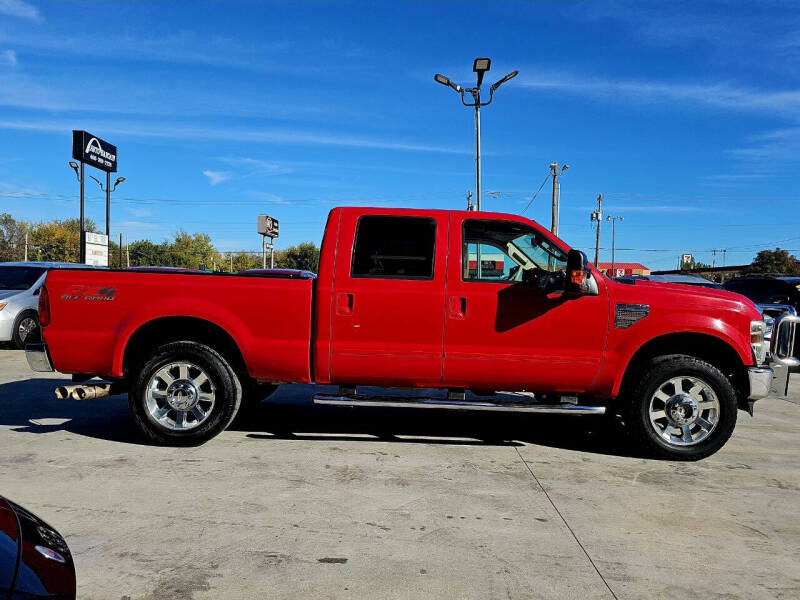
(597, 262, 651, 278)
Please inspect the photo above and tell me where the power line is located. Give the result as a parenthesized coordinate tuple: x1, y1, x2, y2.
(520, 172, 552, 215)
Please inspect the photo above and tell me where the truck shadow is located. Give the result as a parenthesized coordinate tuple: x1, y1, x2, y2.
(0, 379, 638, 457)
(236, 385, 638, 458)
(0, 378, 140, 444)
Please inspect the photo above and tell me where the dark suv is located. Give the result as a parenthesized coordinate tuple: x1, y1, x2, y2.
(722, 275, 800, 314)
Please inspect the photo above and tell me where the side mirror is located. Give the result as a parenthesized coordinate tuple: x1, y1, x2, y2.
(565, 249, 598, 297)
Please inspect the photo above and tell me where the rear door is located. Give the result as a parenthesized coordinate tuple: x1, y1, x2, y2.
(329, 210, 448, 387)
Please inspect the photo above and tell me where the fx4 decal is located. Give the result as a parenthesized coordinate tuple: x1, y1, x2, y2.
(61, 285, 117, 302)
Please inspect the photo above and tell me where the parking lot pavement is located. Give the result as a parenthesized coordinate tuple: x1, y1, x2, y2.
(1, 349, 799, 600)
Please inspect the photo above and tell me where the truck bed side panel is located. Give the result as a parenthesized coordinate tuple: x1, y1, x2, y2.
(43, 270, 313, 382)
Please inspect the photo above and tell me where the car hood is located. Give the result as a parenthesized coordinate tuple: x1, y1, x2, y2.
(0, 290, 24, 301)
(611, 279, 762, 317)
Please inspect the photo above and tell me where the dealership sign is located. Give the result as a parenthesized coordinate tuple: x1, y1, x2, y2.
(257, 215, 279, 238)
(83, 232, 109, 267)
(72, 130, 117, 172)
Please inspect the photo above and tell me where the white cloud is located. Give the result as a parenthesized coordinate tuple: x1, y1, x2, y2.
(0, 118, 468, 154)
(202, 170, 232, 186)
(517, 72, 800, 117)
(0, 49, 17, 67)
(248, 191, 290, 205)
(0, 0, 41, 21)
(218, 157, 295, 176)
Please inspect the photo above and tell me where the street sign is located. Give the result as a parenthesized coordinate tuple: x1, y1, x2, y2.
(682, 254, 693, 265)
(257, 215, 279, 238)
(83, 232, 109, 267)
(72, 130, 117, 173)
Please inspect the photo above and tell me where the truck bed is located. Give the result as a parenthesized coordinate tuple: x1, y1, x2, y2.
(42, 269, 315, 382)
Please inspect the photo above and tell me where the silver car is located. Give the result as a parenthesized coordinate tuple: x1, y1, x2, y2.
(0, 262, 104, 348)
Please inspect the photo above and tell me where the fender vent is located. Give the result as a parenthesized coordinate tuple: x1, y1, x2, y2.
(615, 303, 649, 329)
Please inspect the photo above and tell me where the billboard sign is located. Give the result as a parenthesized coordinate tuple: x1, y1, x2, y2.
(257, 215, 279, 237)
(83, 232, 109, 267)
(72, 130, 117, 172)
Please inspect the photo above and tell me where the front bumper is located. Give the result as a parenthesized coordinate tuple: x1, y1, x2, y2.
(747, 367, 773, 400)
(25, 342, 54, 373)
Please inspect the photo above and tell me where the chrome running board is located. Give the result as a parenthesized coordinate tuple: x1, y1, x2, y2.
(312, 393, 606, 415)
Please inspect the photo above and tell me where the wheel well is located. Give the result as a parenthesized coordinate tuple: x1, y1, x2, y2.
(619, 332, 748, 398)
(122, 317, 247, 380)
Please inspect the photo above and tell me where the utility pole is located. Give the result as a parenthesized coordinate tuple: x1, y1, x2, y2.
(23, 232, 28, 262)
(119, 233, 123, 269)
(262, 236, 267, 269)
(712, 249, 717, 268)
(549, 163, 570, 235)
(590, 194, 603, 265)
(606, 214, 624, 278)
(467, 190, 474, 211)
(125, 235, 130, 268)
(434, 59, 518, 211)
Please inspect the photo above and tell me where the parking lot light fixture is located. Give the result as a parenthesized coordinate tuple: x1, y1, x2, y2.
(433, 58, 518, 210)
(68, 161, 80, 182)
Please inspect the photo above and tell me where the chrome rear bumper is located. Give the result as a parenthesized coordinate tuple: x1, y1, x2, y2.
(25, 342, 54, 373)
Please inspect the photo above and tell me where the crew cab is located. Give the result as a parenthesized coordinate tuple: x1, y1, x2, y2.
(26, 208, 797, 460)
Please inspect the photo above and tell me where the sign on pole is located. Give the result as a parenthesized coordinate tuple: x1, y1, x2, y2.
(257, 215, 279, 238)
(83, 232, 109, 267)
(682, 253, 693, 265)
(72, 130, 118, 173)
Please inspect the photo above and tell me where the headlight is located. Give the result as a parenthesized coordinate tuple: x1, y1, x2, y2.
(0, 302, 5, 311)
(751, 320, 768, 364)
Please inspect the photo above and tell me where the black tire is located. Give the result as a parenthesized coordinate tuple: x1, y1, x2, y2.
(128, 341, 242, 446)
(12, 310, 40, 349)
(625, 354, 738, 461)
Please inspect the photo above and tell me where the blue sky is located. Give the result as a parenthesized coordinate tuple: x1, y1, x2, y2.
(0, 0, 799, 270)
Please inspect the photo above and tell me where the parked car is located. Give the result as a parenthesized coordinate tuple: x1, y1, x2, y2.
(722, 275, 800, 351)
(0, 495, 76, 599)
(26, 207, 794, 460)
(0, 262, 103, 349)
(617, 274, 722, 289)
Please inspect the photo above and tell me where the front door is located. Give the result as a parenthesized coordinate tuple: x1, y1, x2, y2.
(443, 215, 609, 392)
(329, 210, 449, 387)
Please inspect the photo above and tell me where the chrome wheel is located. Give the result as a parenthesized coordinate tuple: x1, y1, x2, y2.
(649, 376, 720, 446)
(18, 317, 37, 344)
(145, 362, 216, 431)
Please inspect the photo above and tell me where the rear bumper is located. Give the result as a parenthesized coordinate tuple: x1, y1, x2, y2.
(26, 342, 54, 372)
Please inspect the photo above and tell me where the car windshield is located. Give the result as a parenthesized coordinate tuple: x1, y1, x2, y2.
(0, 266, 46, 291)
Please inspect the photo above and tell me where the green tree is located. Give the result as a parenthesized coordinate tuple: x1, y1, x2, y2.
(747, 248, 800, 275)
(27, 218, 98, 262)
(0, 213, 26, 262)
(275, 242, 320, 272)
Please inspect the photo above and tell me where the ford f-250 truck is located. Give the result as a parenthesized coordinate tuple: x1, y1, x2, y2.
(26, 207, 798, 459)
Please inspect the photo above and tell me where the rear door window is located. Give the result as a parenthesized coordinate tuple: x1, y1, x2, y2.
(351, 216, 436, 279)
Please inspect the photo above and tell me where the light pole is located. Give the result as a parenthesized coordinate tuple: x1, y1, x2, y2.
(606, 214, 624, 278)
(89, 174, 126, 237)
(434, 58, 518, 210)
(67, 161, 86, 262)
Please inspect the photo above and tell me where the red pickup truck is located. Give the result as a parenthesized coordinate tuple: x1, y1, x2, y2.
(26, 207, 796, 460)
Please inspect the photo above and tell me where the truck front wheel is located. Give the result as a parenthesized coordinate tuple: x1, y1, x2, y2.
(626, 355, 738, 461)
(129, 341, 242, 446)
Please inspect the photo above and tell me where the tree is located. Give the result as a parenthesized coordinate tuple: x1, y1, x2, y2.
(275, 242, 320, 272)
(680, 257, 711, 271)
(0, 213, 26, 262)
(747, 248, 800, 275)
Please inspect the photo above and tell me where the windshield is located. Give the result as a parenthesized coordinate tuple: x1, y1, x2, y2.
(0, 267, 46, 291)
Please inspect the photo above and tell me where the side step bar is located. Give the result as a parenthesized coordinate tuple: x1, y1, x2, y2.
(312, 393, 606, 415)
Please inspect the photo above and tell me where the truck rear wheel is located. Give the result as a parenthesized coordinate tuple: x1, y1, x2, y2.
(626, 355, 737, 461)
(129, 341, 242, 446)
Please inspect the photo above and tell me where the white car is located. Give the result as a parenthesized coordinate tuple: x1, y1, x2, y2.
(0, 262, 104, 348)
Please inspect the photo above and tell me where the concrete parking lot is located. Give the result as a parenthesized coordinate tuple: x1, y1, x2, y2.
(1, 348, 799, 600)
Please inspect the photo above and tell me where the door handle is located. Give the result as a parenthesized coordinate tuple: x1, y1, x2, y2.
(336, 292, 354, 316)
(448, 296, 467, 320)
